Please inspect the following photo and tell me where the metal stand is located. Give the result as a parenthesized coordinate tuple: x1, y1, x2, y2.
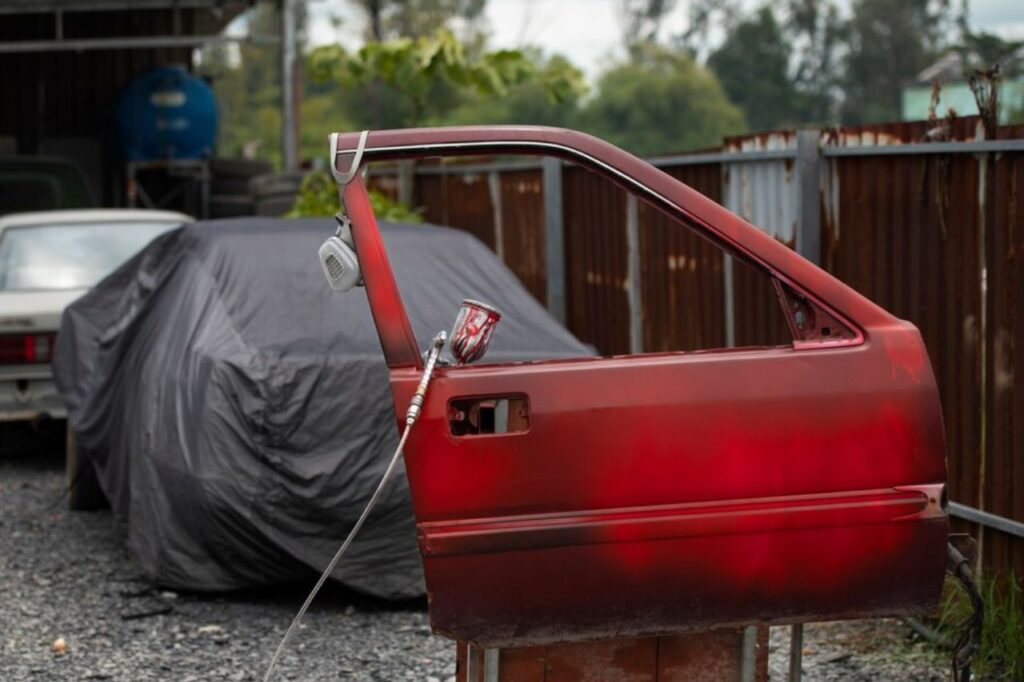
(125, 158, 210, 218)
(789, 624, 803, 682)
(457, 628, 769, 682)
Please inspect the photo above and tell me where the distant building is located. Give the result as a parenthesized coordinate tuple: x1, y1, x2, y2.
(902, 50, 1024, 123)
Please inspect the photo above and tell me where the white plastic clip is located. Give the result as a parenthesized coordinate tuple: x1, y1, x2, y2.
(330, 130, 369, 186)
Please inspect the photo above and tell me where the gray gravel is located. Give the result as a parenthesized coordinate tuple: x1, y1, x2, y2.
(0, 444, 456, 681)
(1, 439, 951, 681)
(767, 620, 948, 681)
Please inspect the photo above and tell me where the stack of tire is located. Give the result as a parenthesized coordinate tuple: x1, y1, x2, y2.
(209, 158, 306, 218)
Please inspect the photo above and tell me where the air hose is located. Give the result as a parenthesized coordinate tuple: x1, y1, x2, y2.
(263, 331, 448, 682)
(947, 542, 983, 682)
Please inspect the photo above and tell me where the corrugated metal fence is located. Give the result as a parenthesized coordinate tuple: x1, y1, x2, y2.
(369, 118, 1024, 581)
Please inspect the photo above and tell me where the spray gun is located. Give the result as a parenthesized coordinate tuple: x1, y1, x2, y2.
(406, 331, 447, 426)
(264, 221, 500, 681)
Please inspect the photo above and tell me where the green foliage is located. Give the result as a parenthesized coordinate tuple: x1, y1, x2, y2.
(287, 170, 422, 223)
(578, 44, 746, 155)
(937, 572, 1024, 679)
(308, 29, 570, 128)
(441, 53, 587, 127)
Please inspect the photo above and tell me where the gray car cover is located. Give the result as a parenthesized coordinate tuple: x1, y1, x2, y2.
(53, 217, 589, 599)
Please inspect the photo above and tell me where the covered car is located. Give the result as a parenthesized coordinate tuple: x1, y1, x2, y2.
(53, 217, 589, 599)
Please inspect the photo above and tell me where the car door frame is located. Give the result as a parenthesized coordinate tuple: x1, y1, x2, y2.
(331, 126, 949, 646)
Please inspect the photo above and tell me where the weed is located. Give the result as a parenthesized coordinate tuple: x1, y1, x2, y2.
(936, 571, 1024, 680)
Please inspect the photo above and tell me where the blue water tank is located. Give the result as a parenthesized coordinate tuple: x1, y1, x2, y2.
(116, 66, 218, 161)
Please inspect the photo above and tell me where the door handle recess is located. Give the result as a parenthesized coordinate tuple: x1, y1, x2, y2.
(448, 395, 529, 436)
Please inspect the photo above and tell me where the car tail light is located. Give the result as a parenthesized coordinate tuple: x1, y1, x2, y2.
(0, 332, 57, 364)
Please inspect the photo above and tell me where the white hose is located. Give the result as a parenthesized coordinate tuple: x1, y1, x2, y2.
(262, 423, 411, 681)
(263, 331, 446, 681)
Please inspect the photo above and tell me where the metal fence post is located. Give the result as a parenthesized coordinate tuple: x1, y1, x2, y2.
(789, 623, 804, 681)
(488, 171, 505, 261)
(625, 194, 644, 353)
(740, 625, 758, 682)
(795, 130, 822, 264)
(543, 157, 566, 324)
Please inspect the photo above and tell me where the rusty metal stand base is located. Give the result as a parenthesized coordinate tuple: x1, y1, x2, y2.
(456, 627, 769, 682)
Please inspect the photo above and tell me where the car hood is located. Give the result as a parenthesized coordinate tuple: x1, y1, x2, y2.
(0, 289, 87, 332)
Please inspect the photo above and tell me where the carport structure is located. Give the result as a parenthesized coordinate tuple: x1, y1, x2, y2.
(0, 0, 300, 206)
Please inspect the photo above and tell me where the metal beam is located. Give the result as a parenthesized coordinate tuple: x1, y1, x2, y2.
(823, 139, 1024, 157)
(740, 625, 757, 682)
(795, 130, 821, 265)
(789, 624, 804, 681)
(651, 149, 797, 167)
(0, 0, 249, 11)
(0, 34, 279, 53)
(279, 0, 298, 171)
(488, 171, 505, 261)
(950, 502, 1024, 539)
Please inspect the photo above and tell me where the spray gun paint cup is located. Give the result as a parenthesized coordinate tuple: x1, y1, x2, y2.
(450, 299, 501, 365)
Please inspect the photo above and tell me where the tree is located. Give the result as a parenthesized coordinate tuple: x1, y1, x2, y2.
(956, 27, 1024, 77)
(619, 0, 677, 50)
(308, 28, 576, 128)
(677, 0, 739, 59)
(783, 0, 844, 123)
(707, 7, 798, 131)
(197, 0, 311, 167)
(841, 0, 953, 123)
(579, 44, 746, 155)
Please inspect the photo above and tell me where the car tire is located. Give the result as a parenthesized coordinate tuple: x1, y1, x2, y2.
(66, 425, 107, 511)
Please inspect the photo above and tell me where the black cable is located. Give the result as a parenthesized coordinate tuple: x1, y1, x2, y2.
(947, 543, 984, 682)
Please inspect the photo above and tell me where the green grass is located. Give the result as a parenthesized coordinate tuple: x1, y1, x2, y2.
(936, 571, 1024, 680)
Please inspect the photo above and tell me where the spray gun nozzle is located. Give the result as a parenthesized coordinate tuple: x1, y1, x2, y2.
(405, 331, 447, 427)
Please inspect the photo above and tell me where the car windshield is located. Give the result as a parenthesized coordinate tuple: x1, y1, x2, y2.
(0, 221, 180, 291)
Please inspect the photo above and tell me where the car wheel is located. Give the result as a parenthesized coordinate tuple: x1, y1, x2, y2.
(66, 425, 107, 511)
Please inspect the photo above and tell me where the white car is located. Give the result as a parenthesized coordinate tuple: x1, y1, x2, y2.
(0, 209, 191, 424)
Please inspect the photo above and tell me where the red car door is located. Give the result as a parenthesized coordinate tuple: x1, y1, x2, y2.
(335, 127, 948, 648)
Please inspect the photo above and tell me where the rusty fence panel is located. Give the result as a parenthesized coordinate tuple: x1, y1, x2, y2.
(562, 165, 631, 355)
(984, 139, 1024, 579)
(417, 172, 497, 251)
(638, 163, 726, 353)
(496, 170, 547, 305)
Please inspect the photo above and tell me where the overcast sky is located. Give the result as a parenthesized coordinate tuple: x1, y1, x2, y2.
(303, 0, 1024, 79)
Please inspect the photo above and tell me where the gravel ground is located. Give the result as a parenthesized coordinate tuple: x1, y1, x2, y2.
(1, 439, 950, 681)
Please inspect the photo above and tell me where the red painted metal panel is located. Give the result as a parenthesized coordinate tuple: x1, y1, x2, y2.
(342, 177, 421, 369)
(339, 126, 949, 647)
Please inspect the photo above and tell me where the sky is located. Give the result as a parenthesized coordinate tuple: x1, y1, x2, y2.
(302, 0, 1024, 80)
